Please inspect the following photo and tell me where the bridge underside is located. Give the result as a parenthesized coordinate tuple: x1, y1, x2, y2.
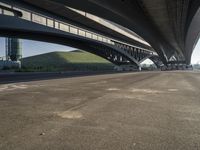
(30, 0, 200, 65)
(1, 0, 199, 67)
(16, 0, 152, 51)
(0, 15, 161, 69)
(0, 0, 152, 50)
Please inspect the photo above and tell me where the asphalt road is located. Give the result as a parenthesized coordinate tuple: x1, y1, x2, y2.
(0, 71, 200, 150)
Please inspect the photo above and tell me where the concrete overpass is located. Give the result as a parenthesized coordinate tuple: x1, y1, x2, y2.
(1, 0, 199, 67)
(22, 0, 199, 65)
(0, 0, 163, 70)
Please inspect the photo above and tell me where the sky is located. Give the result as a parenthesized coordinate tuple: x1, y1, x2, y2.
(0, 37, 75, 58)
(0, 37, 200, 64)
(191, 39, 200, 64)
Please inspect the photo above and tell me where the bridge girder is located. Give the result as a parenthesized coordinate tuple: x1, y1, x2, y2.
(0, 14, 159, 69)
(1, 0, 152, 51)
(46, 0, 200, 65)
(46, 0, 175, 64)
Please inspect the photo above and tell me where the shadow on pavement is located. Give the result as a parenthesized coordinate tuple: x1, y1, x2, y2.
(0, 71, 120, 84)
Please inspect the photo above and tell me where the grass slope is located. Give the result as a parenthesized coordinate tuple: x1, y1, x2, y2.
(21, 50, 114, 71)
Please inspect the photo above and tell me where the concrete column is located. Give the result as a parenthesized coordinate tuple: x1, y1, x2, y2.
(138, 65, 142, 71)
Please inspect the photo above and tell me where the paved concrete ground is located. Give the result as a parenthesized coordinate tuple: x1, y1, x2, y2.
(0, 71, 200, 150)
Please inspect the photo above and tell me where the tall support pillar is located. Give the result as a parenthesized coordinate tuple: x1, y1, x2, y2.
(6, 38, 22, 61)
(5, 38, 22, 68)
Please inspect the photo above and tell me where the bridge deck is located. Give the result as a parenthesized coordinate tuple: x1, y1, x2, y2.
(0, 71, 200, 150)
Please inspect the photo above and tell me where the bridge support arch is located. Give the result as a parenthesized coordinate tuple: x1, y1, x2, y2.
(138, 55, 164, 70)
(0, 5, 159, 71)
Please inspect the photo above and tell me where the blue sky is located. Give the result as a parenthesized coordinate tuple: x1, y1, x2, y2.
(0, 37, 75, 58)
(0, 37, 200, 64)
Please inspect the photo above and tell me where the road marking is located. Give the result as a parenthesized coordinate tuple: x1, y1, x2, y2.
(0, 84, 28, 92)
(168, 89, 179, 92)
(107, 88, 120, 91)
(56, 111, 83, 119)
(131, 88, 163, 94)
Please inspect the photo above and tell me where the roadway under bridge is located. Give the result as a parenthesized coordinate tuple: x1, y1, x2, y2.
(1, 71, 200, 149)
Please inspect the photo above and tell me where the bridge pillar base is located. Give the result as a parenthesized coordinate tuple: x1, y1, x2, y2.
(161, 64, 193, 71)
(139, 66, 142, 71)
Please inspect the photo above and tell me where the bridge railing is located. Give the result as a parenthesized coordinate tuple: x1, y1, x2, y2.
(0, 2, 155, 55)
(0, 2, 114, 45)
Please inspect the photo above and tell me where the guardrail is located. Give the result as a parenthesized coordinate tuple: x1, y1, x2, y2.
(0, 4, 22, 17)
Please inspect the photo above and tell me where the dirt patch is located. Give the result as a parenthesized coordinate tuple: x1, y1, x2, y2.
(56, 111, 83, 119)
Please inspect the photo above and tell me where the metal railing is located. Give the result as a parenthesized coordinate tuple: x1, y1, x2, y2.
(0, 3, 114, 44)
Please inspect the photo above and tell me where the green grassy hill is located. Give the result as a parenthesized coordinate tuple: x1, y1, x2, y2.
(21, 50, 114, 72)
